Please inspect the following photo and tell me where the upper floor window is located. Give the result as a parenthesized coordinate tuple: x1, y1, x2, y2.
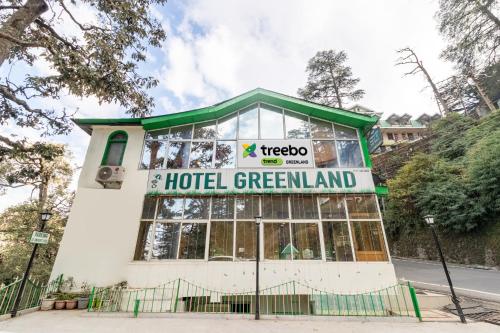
(140, 103, 363, 169)
(102, 131, 128, 166)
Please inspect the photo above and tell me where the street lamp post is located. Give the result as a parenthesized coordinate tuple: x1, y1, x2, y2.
(424, 215, 466, 324)
(11, 211, 52, 318)
(254, 216, 262, 320)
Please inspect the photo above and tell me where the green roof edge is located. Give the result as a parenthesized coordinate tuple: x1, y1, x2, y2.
(73, 88, 379, 134)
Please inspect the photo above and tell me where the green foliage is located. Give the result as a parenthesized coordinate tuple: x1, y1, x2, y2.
(430, 113, 476, 160)
(436, 0, 499, 69)
(0, 200, 68, 284)
(0, 0, 167, 135)
(385, 111, 500, 234)
(298, 50, 364, 108)
(466, 130, 500, 216)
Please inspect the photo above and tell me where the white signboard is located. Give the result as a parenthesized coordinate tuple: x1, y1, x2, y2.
(147, 168, 375, 195)
(30, 231, 50, 245)
(237, 140, 314, 168)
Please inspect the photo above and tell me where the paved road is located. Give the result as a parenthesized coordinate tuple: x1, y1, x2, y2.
(393, 258, 500, 302)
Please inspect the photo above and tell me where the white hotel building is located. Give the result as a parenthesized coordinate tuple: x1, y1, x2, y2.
(50, 88, 397, 295)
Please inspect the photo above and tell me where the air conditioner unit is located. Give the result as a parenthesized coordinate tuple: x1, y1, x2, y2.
(96, 166, 125, 187)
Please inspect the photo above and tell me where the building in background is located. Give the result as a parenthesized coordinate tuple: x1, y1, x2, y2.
(350, 104, 440, 154)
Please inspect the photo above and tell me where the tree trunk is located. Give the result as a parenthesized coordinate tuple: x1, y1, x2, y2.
(420, 64, 450, 116)
(474, 0, 500, 29)
(471, 76, 497, 112)
(0, 0, 48, 67)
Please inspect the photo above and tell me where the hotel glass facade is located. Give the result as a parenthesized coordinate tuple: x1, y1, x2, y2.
(133, 103, 388, 264)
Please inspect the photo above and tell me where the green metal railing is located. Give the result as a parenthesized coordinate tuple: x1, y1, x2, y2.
(88, 279, 420, 318)
(0, 275, 63, 316)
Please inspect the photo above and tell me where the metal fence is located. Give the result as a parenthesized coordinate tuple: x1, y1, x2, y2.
(0, 275, 62, 316)
(88, 279, 422, 319)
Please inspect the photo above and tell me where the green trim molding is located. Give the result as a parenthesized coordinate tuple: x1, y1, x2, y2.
(73, 88, 379, 134)
(101, 130, 128, 166)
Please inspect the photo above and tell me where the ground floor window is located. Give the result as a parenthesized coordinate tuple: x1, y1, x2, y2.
(133, 194, 389, 262)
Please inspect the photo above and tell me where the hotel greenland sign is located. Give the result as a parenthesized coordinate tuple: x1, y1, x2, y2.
(146, 168, 375, 195)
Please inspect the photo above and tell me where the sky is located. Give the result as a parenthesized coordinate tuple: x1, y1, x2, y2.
(0, 0, 455, 212)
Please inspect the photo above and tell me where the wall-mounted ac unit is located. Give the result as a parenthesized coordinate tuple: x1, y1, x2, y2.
(96, 166, 125, 188)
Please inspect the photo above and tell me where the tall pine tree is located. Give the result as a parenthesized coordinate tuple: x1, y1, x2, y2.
(298, 50, 365, 108)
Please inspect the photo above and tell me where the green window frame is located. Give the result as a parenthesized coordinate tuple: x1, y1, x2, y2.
(101, 130, 128, 166)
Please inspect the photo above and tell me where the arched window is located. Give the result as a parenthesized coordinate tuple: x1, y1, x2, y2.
(102, 131, 128, 166)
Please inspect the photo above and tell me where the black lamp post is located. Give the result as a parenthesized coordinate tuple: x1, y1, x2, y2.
(254, 215, 262, 320)
(11, 211, 52, 318)
(424, 215, 466, 324)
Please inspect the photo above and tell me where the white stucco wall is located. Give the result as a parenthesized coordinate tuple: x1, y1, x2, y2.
(50, 125, 149, 286)
(51, 125, 398, 292)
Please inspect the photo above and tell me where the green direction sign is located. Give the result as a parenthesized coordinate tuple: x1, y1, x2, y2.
(30, 231, 50, 245)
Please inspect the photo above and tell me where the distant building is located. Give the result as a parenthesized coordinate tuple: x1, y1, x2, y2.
(350, 105, 440, 153)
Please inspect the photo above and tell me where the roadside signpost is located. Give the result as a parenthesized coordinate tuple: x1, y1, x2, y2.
(30, 231, 50, 245)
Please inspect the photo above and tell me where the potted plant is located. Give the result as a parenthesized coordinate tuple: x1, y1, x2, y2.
(77, 282, 91, 309)
(54, 293, 67, 310)
(40, 294, 56, 311)
(65, 296, 78, 310)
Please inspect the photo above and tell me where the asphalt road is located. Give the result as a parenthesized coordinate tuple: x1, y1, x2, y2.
(392, 258, 500, 302)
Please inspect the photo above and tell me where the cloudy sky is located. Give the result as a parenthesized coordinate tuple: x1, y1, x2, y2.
(1, 0, 454, 211)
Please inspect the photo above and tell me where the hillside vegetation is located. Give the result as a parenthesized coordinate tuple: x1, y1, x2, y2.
(384, 111, 500, 266)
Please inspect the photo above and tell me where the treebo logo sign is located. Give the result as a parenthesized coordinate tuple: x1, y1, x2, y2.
(239, 140, 313, 168)
(242, 143, 257, 158)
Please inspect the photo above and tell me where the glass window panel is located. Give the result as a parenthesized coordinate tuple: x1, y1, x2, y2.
(211, 196, 234, 219)
(151, 223, 180, 259)
(334, 125, 358, 140)
(313, 140, 338, 168)
(260, 104, 284, 139)
(290, 194, 319, 219)
(209, 221, 234, 261)
(133, 221, 153, 260)
(235, 221, 256, 260)
(178, 223, 207, 259)
(189, 142, 214, 168)
(285, 111, 309, 139)
(215, 141, 236, 168)
(322, 221, 353, 261)
(145, 129, 169, 140)
(236, 195, 260, 219)
(184, 197, 210, 219)
(105, 142, 126, 165)
(217, 113, 237, 139)
(157, 197, 183, 219)
(310, 118, 334, 138)
(238, 105, 259, 139)
(264, 222, 291, 260)
(166, 142, 190, 169)
(141, 141, 166, 169)
(291, 223, 321, 260)
(351, 221, 388, 261)
(336, 140, 363, 167)
(262, 195, 289, 219)
(319, 195, 346, 219)
(346, 195, 379, 219)
(193, 121, 216, 139)
(169, 125, 192, 140)
(141, 197, 157, 219)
